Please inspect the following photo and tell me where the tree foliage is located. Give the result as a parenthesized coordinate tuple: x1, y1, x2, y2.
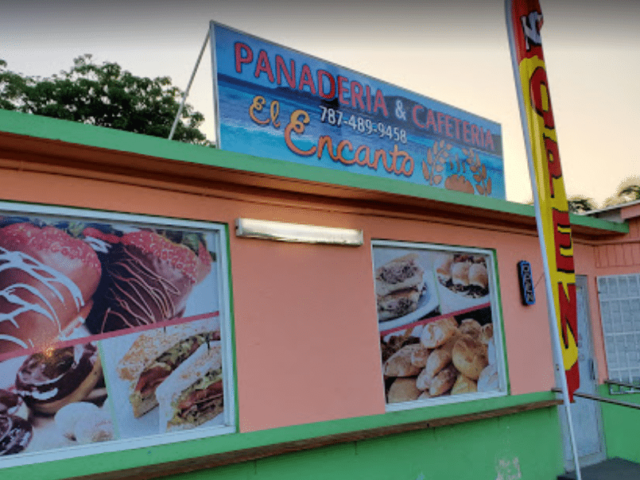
(0, 55, 210, 145)
(525, 195, 598, 214)
(603, 175, 640, 208)
(567, 195, 598, 214)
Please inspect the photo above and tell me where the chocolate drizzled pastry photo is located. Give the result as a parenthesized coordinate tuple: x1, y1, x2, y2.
(85, 230, 212, 333)
(0, 223, 101, 355)
(15, 342, 102, 415)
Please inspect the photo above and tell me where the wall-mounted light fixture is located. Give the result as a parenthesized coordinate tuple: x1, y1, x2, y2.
(235, 218, 363, 246)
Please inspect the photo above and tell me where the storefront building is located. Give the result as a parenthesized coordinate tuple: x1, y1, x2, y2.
(0, 109, 638, 479)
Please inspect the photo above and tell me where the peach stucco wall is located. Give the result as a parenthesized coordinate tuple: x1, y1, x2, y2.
(0, 164, 569, 432)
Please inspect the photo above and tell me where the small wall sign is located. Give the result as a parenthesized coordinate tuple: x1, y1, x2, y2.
(517, 260, 535, 305)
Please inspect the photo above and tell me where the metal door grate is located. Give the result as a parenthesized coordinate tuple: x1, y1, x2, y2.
(597, 274, 640, 392)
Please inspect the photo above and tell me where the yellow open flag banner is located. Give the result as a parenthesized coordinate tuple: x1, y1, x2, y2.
(506, 0, 579, 400)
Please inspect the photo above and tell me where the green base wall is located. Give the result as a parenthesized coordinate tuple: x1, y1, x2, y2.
(599, 384, 640, 463)
(1, 394, 564, 479)
(167, 407, 564, 480)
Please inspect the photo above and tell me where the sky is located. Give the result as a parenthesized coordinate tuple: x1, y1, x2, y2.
(1, 0, 639, 206)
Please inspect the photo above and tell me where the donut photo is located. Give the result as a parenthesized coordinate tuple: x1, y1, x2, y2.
(0, 341, 115, 457)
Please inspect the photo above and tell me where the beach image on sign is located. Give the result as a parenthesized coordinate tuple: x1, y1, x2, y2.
(210, 22, 505, 199)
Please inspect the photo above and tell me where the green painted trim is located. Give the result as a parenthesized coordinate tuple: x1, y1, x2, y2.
(0, 110, 627, 234)
(569, 212, 628, 234)
(4, 391, 557, 479)
(491, 248, 511, 395)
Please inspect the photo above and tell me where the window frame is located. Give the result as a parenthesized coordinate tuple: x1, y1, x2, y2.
(371, 239, 509, 412)
(597, 273, 640, 393)
(0, 201, 236, 470)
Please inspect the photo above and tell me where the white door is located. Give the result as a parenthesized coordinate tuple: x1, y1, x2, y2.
(560, 276, 606, 469)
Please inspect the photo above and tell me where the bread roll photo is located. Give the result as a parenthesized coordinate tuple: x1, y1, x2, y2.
(410, 345, 431, 368)
(451, 335, 488, 380)
(451, 374, 477, 395)
(384, 345, 423, 377)
(458, 319, 482, 338)
(387, 378, 422, 403)
(429, 364, 457, 397)
(424, 348, 452, 380)
(420, 317, 458, 349)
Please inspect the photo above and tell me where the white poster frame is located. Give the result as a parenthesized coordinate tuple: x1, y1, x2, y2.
(371, 239, 508, 412)
(0, 201, 236, 469)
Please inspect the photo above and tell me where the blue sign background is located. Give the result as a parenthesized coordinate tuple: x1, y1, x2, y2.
(211, 23, 505, 199)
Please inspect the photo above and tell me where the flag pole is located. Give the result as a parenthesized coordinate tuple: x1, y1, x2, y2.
(169, 30, 211, 141)
(504, 1, 582, 478)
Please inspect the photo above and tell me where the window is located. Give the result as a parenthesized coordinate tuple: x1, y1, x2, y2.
(372, 240, 507, 410)
(0, 202, 234, 467)
(598, 274, 640, 389)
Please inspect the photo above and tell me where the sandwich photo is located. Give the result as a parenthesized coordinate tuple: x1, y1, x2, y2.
(434, 253, 489, 299)
(156, 342, 224, 433)
(375, 253, 426, 321)
(117, 318, 220, 418)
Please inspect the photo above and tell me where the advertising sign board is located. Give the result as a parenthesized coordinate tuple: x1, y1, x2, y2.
(210, 23, 506, 199)
(506, 0, 579, 400)
(0, 203, 234, 468)
(373, 241, 506, 409)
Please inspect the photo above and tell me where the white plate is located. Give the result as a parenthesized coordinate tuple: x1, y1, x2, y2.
(436, 280, 490, 315)
(378, 273, 439, 330)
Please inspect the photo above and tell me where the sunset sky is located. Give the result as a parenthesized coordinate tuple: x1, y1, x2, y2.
(1, 0, 638, 205)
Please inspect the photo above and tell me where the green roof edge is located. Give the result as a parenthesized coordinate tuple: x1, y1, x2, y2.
(0, 109, 627, 234)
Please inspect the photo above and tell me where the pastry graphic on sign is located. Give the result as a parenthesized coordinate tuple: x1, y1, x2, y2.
(84, 230, 212, 334)
(0, 223, 101, 356)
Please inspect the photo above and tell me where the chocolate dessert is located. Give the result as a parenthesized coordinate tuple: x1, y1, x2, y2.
(85, 230, 212, 334)
(0, 414, 32, 455)
(0, 390, 27, 419)
(16, 343, 102, 415)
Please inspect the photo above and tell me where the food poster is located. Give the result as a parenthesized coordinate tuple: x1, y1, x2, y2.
(0, 209, 230, 463)
(373, 243, 504, 406)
